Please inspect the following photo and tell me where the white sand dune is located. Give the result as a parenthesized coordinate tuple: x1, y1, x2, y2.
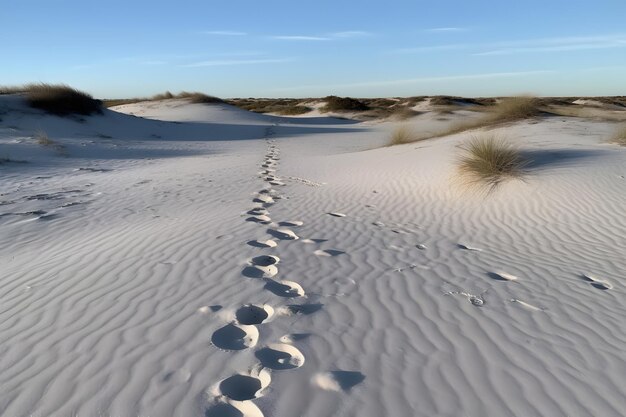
(1, 94, 626, 417)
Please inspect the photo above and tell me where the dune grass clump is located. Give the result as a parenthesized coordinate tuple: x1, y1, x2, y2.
(485, 96, 542, 123)
(35, 130, 54, 146)
(322, 96, 369, 112)
(1, 83, 102, 116)
(458, 135, 527, 189)
(387, 125, 423, 146)
(611, 125, 626, 146)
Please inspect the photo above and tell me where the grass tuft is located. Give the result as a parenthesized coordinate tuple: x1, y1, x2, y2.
(484, 96, 542, 123)
(387, 125, 424, 146)
(458, 135, 527, 189)
(1, 83, 102, 116)
(35, 129, 54, 146)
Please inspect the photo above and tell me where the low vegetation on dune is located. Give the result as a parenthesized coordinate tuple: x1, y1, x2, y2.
(104, 91, 223, 107)
(321, 95, 369, 112)
(1, 83, 102, 116)
(457, 135, 527, 189)
(227, 98, 312, 115)
(611, 125, 626, 145)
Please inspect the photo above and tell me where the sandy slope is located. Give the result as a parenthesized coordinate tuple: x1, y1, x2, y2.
(1, 96, 626, 417)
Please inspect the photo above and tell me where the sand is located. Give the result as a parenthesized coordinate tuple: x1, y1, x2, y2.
(1, 95, 625, 417)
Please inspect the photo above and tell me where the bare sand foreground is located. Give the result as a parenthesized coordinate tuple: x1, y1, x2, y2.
(1, 95, 626, 417)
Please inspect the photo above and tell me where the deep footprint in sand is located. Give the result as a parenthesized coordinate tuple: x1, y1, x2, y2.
(268, 228, 299, 240)
(328, 212, 346, 218)
(211, 323, 259, 350)
(246, 215, 272, 224)
(458, 243, 482, 252)
(205, 400, 264, 417)
(251, 255, 280, 266)
(235, 304, 274, 325)
(253, 195, 274, 205)
(487, 272, 518, 282)
(217, 369, 271, 401)
(255, 343, 305, 370)
(242, 264, 278, 278)
(247, 207, 269, 215)
(246, 239, 278, 248)
(278, 220, 304, 227)
(265, 280, 305, 298)
(314, 249, 346, 257)
(581, 274, 613, 290)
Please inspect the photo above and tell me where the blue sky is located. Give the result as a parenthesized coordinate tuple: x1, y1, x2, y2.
(2, 0, 626, 98)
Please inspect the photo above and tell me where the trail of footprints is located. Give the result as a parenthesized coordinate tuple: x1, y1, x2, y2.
(205, 130, 316, 416)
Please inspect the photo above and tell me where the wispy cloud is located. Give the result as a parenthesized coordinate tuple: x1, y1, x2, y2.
(270, 31, 372, 41)
(201, 30, 247, 36)
(426, 27, 468, 33)
(474, 34, 626, 55)
(396, 33, 626, 56)
(395, 44, 469, 53)
(271, 35, 331, 41)
(330, 31, 372, 38)
(182, 58, 291, 68)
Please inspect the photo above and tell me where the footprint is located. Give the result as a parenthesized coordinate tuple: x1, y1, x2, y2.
(581, 274, 613, 290)
(218, 369, 271, 401)
(242, 264, 278, 279)
(487, 272, 518, 282)
(253, 195, 274, 205)
(313, 249, 345, 257)
(247, 208, 269, 216)
(246, 239, 278, 248)
(198, 305, 222, 313)
(236, 304, 274, 325)
(328, 212, 346, 218)
(416, 244, 427, 250)
(211, 323, 259, 350)
(279, 333, 310, 343)
(265, 280, 305, 298)
(205, 400, 264, 417)
(312, 371, 365, 392)
(284, 303, 323, 315)
(458, 243, 482, 252)
(269, 181, 285, 186)
(246, 215, 272, 224)
(509, 299, 543, 311)
(251, 255, 280, 267)
(268, 228, 299, 240)
(278, 220, 303, 227)
(301, 238, 328, 244)
(255, 343, 305, 370)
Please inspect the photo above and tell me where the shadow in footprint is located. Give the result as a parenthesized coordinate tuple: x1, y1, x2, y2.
(251, 255, 279, 267)
(241, 265, 276, 279)
(211, 324, 258, 350)
(255, 345, 304, 370)
(314, 249, 346, 257)
(457, 244, 481, 251)
(219, 375, 262, 401)
(264, 280, 304, 298)
(236, 304, 273, 325)
(267, 228, 298, 240)
(487, 272, 509, 281)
